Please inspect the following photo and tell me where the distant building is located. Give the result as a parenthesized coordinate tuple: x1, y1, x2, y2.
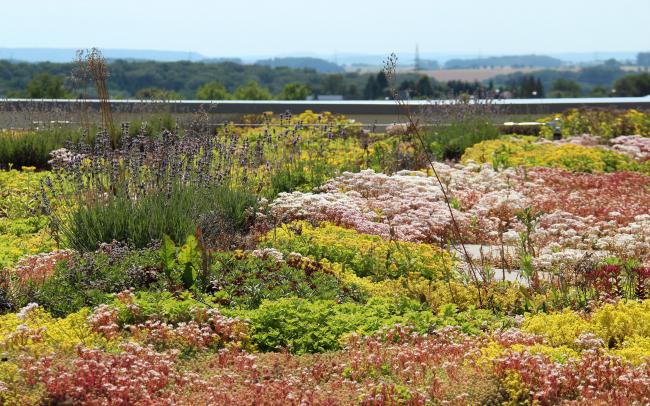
(499, 91, 514, 99)
(397, 90, 412, 100)
(307, 94, 344, 101)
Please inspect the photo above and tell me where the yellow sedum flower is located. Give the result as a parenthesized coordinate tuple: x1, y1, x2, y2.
(0, 305, 115, 359)
(462, 137, 644, 174)
(591, 300, 650, 347)
(522, 309, 594, 347)
(265, 221, 454, 281)
(613, 336, 650, 365)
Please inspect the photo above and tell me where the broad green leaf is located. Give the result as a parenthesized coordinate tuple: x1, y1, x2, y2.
(160, 234, 177, 276)
(182, 263, 197, 290)
(178, 235, 200, 266)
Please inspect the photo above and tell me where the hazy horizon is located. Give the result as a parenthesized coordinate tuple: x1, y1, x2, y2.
(2, 0, 648, 59)
(0, 47, 643, 65)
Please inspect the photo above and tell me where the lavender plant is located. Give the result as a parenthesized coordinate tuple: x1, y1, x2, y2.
(39, 119, 264, 251)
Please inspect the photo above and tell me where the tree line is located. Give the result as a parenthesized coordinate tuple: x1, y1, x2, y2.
(1, 59, 648, 100)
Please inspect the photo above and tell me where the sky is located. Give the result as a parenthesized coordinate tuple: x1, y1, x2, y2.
(2, 0, 649, 58)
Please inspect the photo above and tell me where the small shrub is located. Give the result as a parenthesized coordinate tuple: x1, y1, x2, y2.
(233, 297, 507, 354)
(208, 250, 364, 309)
(236, 297, 436, 353)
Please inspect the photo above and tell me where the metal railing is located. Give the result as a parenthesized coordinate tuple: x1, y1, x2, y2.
(1, 97, 648, 129)
(2, 96, 649, 114)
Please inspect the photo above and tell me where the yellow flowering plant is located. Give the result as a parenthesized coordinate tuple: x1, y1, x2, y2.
(539, 109, 650, 138)
(462, 137, 644, 173)
(263, 221, 454, 281)
(0, 305, 114, 358)
(0, 170, 57, 269)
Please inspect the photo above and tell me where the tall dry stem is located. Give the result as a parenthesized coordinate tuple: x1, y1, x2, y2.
(383, 53, 485, 306)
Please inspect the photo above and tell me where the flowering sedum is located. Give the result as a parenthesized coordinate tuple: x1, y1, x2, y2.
(0, 170, 56, 269)
(523, 300, 650, 363)
(539, 108, 650, 138)
(522, 309, 595, 347)
(462, 136, 646, 173)
(263, 221, 454, 280)
(0, 304, 113, 358)
(270, 166, 650, 267)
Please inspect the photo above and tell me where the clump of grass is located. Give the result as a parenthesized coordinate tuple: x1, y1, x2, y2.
(62, 184, 257, 252)
(0, 129, 89, 169)
(0, 113, 178, 170)
(426, 117, 501, 161)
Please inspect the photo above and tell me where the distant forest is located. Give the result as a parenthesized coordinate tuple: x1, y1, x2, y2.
(445, 55, 563, 69)
(0, 58, 648, 100)
(254, 57, 345, 73)
(492, 61, 643, 97)
(0, 60, 363, 99)
(0, 59, 459, 100)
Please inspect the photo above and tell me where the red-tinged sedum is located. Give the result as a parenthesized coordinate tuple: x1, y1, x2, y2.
(87, 293, 249, 351)
(10, 250, 72, 284)
(495, 350, 650, 405)
(31, 343, 181, 405)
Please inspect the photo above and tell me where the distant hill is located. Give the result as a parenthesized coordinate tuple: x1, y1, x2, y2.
(491, 64, 629, 95)
(0, 48, 208, 63)
(255, 57, 344, 73)
(417, 59, 440, 70)
(445, 55, 563, 69)
(202, 57, 243, 64)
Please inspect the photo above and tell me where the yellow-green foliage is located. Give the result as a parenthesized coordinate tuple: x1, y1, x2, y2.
(401, 275, 531, 313)
(591, 300, 650, 347)
(613, 336, 650, 365)
(0, 306, 113, 358)
(522, 309, 595, 347)
(475, 341, 508, 369)
(324, 259, 412, 301)
(0, 169, 56, 269)
(522, 300, 650, 363)
(265, 221, 454, 280)
(462, 137, 643, 173)
(501, 371, 535, 406)
(539, 109, 650, 138)
(511, 343, 579, 363)
(0, 228, 55, 270)
(329, 261, 531, 313)
(0, 168, 47, 218)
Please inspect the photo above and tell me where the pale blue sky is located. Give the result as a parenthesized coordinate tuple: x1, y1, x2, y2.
(2, 0, 649, 58)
